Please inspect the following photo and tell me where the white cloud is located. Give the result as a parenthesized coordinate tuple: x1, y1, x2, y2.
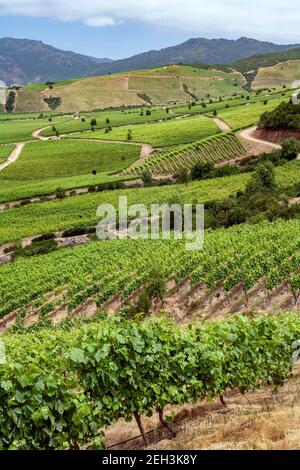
(0, 0, 300, 42)
(84, 16, 116, 27)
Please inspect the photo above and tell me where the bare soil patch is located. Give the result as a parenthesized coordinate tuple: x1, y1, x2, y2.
(255, 128, 300, 144)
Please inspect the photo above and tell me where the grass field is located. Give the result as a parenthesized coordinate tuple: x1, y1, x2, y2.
(0, 144, 14, 163)
(253, 60, 300, 90)
(0, 160, 299, 244)
(217, 97, 289, 129)
(66, 116, 220, 147)
(0, 116, 70, 144)
(0, 140, 140, 181)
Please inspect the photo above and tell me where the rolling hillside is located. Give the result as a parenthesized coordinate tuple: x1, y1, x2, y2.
(252, 60, 300, 89)
(232, 48, 300, 89)
(12, 64, 245, 113)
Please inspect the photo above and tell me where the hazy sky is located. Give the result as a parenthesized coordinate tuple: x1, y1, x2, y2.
(0, 0, 300, 59)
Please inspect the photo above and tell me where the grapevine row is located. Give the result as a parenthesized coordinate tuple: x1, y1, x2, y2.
(123, 133, 246, 176)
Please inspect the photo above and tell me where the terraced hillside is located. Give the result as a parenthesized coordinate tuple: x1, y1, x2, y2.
(124, 133, 246, 176)
(1, 219, 300, 320)
(13, 65, 246, 113)
(252, 60, 300, 89)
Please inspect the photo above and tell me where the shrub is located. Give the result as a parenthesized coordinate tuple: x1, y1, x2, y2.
(55, 187, 66, 199)
(281, 138, 300, 161)
(90, 118, 97, 127)
(191, 161, 214, 180)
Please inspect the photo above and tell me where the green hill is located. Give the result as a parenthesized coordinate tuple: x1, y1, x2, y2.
(10, 64, 245, 113)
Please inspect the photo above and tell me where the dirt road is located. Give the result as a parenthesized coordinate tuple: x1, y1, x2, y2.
(212, 117, 231, 132)
(0, 142, 25, 172)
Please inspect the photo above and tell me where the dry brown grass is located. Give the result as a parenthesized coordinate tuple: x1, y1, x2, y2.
(253, 60, 300, 90)
(154, 364, 300, 450)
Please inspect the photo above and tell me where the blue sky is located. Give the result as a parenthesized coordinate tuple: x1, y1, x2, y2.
(0, 16, 191, 59)
(0, 1, 300, 59)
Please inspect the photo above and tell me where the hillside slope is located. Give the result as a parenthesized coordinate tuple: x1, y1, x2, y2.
(13, 65, 245, 113)
(232, 47, 300, 89)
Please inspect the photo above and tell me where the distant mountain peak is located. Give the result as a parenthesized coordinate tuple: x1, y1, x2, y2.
(0, 37, 112, 85)
(1, 36, 300, 86)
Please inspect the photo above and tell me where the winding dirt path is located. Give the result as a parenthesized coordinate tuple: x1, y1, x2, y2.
(212, 117, 231, 132)
(0, 142, 25, 172)
(239, 126, 281, 151)
(31, 126, 52, 140)
(238, 125, 300, 160)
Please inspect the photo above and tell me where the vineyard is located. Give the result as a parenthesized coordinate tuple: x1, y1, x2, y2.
(0, 58, 300, 452)
(66, 116, 220, 148)
(0, 160, 300, 242)
(217, 97, 289, 130)
(1, 220, 300, 319)
(1, 313, 299, 449)
(41, 107, 169, 137)
(123, 133, 246, 176)
(0, 116, 69, 144)
(0, 140, 141, 180)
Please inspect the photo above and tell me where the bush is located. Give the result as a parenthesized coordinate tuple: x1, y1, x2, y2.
(55, 187, 66, 199)
(176, 167, 190, 185)
(90, 118, 97, 127)
(245, 161, 277, 195)
(281, 138, 300, 161)
(191, 161, 214, 180)
(141, 169, 152, 187)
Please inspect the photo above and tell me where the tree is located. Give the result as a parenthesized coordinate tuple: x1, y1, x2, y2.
(141, 169, 152, 187)
(281, 138, 300, 161)
(90, 118, 97, 127)
(146, 109, 151, 116)
(127, 129, 132, 141)
(213, 109, 217, 117)
(106, 118, 110, 124)
(191, 161, 214, 180)
(245, 161, 277, 195)
(177, 167, 190, 186)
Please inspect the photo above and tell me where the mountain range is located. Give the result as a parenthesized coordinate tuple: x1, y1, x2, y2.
(1, 36, 300, 85)
(0, 38, 112, 85)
